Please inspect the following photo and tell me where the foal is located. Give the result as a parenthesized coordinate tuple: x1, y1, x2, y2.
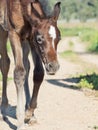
(0, 0, 61, 129)
(24, 0, 61, 124)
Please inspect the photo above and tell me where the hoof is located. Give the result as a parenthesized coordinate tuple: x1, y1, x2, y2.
(25, 115, 37, 125)
(25, 108, 34, 122)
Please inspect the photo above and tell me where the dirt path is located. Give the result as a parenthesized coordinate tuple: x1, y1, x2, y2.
(0, 37, 98, 130)
(59, 36, 98, 67)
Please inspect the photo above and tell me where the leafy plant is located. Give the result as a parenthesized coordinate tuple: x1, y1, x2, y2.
(78, 78, 93, 89)
(88, 32, 98, 53)
(76, 73, 98, 90)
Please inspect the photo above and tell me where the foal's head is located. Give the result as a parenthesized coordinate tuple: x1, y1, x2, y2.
(30, 1, 61, 75)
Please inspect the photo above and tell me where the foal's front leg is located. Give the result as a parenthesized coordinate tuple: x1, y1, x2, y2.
(9, 31, 26, 129)
(25, 49, 44, 124)
(0, 27, 10, 117)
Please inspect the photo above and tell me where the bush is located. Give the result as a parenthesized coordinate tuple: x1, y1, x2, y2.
(88, 32, 98, 52)
(77, 73, 98, 90)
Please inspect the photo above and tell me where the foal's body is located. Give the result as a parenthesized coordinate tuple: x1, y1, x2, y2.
(0, 0, 61, 129)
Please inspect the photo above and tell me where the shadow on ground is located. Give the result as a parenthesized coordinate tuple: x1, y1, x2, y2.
(4, 116, 17, 130)
(46, 73, 98, 90)
(46, 77, 80, 90)
(0, 105, 17, 130)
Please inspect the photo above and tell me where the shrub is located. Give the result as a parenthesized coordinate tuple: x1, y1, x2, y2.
(77, 73, 98, 90)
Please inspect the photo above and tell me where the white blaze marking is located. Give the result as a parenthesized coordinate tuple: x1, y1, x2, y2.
(49, 25, 56, 48)
(49, 25, 56, 39)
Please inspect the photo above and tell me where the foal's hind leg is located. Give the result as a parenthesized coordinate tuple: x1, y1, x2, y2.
(0, 26, 10, 117)
(25, 48, 44, 124)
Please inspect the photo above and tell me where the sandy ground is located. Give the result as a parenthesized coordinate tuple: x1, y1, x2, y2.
(0, 37, 98, 130)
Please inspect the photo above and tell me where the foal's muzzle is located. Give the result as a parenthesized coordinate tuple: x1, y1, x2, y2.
(45, 61, 60, 75)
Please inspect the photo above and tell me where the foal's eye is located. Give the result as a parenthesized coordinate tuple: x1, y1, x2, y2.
(36, 35, 44, 44)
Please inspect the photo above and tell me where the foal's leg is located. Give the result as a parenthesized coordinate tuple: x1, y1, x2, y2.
(22, 40, 30, 109)
(0, 26, 10, 117)
(25, 49, 44, 123)
(9, 31, 26, 129)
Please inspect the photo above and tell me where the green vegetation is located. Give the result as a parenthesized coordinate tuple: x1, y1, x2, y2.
(59, 27, 95, 37)
(87, 32, 98, 52)
(59, 27, 80, 37)
(93, 126, 98, 130)
(78, 28, 98, 53)
(41, 0, 98, 21)
(60, 26, 98, 53)
(75, 73, 98, 90)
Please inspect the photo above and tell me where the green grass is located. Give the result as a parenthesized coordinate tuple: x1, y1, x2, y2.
(79, 28, 98, 53)
(87, 32, 98, 53)
(75, 73, 98, 90)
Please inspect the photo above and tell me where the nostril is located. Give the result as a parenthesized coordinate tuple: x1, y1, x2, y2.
(48, 63, 53, 69)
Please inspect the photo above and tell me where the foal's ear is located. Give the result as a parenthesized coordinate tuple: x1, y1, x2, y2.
(51, 2, 61, 22)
